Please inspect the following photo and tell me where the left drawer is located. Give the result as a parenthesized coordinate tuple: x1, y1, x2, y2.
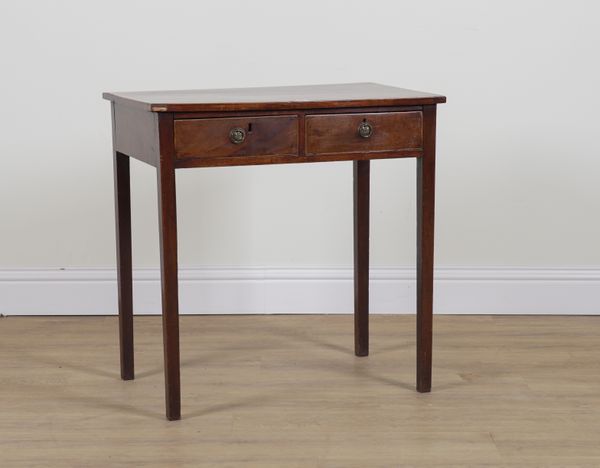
(174, 115, 299, 159)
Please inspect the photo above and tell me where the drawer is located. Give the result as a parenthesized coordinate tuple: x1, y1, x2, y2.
(305, 111, 422, 156)
(174, 115, 298, 159)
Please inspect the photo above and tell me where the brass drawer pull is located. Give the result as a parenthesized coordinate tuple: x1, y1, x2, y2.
(358, 121, 373, 138)
(229, 127, 246, 144)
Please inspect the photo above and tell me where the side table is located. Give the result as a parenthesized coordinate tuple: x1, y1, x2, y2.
(103, 83, 446, 420)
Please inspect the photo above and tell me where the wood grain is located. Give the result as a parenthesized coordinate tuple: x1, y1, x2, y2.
(105, 85, 446, 421)
(306, 111, 423, 156)
(416, 105, 437, 393)
(174, 148, 420, 169)
(112, 103, 159, 167)
(112, 151, 134, 381)
(174, 115, 298, 160)
(1, 315, 599, 467)
(353, 160, 370, 357)
(103, 82, 446, 112)
(157, 114, 181, 421)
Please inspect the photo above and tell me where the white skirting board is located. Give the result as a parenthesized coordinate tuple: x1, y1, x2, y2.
(0, 267, 599, 316)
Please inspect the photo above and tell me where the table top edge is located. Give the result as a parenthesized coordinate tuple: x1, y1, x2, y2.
(102, 83, 446, 112)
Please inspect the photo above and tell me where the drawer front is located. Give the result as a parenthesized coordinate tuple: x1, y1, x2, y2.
(175, 115, 298, 159)
(305, 111, 423, 156)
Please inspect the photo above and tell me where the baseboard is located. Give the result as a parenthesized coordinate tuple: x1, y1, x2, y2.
(1, 267, 599, 316)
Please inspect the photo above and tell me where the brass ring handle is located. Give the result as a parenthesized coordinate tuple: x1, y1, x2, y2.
(358, 121, 373, 138)
(229, 127, 246, 144)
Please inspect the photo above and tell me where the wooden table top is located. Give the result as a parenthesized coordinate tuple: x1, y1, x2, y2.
(103, 82, 446, 113)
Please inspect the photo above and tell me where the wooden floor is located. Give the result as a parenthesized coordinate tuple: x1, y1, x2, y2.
(1, 315, 600, 467)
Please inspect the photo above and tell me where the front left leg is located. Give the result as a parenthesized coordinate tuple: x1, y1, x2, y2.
(157, 114, 181, 421)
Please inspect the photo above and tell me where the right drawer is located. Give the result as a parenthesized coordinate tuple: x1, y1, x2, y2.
(305, 111, 423, 156)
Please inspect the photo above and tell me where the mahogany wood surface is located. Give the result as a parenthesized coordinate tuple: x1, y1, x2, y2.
(113, 103, 159, 167)
(305, 111, 423, 156)
(174, 148, 420, 169)
(416, 105, 437, 393)
(353, 160, 370, 357)
(112, 95, 135, 382)
(105, 82, 445, 420)
(103, 82, 446, 112)
(112, 130, 134, 382)
(175, 115, 298, 160)
(156, 114, 181, 420)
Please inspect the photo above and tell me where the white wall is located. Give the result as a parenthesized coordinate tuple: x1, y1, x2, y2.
(1, 1, 600, 314)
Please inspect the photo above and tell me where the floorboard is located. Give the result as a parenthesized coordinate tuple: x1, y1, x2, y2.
(1, 315, 599, 466)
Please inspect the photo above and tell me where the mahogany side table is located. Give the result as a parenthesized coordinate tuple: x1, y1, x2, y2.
(103, 83, 446, 420)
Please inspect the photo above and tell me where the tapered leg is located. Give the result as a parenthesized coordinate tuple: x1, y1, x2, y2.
(416, 105, 437, 392)
(113, 151, 134, 380)
(157, 114, 181, 421)
(354, 160, 370, 357)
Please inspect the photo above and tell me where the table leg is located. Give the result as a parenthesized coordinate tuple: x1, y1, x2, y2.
(354, 160, 370, 357)
(416, 105, 437, 392)
(113, 151, 134, 381)
(157, 116, 181, 421)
